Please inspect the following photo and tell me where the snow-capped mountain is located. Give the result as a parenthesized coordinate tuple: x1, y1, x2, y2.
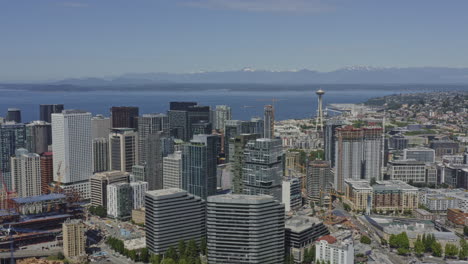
(51, 67, 468, 86)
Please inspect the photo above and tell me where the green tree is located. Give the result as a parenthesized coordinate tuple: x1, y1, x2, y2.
(397, 232, 410, 250)
(360, 235, 371, 245)
(459, 239, 468, 260)
(464, 226, 468, 236)
(445, 243, 458, 258)
(161, 258, 177, 264)
(57, 252, 65, 260)
(389, 234, 398, 248)
(432, 242, 443, 257)
(150, 254, 162, 264)
(343, 203, 351, 212)
(303, 245, 315, 263)
(186, 239, 199, 258)
(284, 253, 294, 264)
(424, 233, 435, 253)
(140, 248, 149, 263)
(414, 236, 425, 257)
(200, 237, 207, 255)
(178, 259, 188, 264)
(397, 247, 409, 256)
(380, 238, 387, 246)
(129, 250, 137, 261)
(178, 240, 187, 258)
(165, 246, 178, 262)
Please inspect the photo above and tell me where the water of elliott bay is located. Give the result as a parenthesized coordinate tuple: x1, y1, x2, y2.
(0, 84, 464, 122)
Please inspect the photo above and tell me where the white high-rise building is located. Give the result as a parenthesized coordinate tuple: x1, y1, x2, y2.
(52, 110, 92, 199)
(130, 181, 148, 209)
(11, 148, 42, 197)
(316, 237, 354, 264)
(163, 151, 183, 189)
(214, 105, 232, 131)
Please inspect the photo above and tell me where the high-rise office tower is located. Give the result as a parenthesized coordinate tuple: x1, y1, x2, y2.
(182, 134, 220, 199)
(109, 128, 138, 173)
(264, 105, 275, 139)
(192, 120, 212, 135)
(163, 151, 183, 189)
(0, 122, 26, 190)
(242, 138, 283, 202)
(334, 127, 383, 192)
(90, 171, 129, 209)
(187, 105, 211, 140)
(145, 189, 206, 255)
(26, 121, 51, 154)
(6, 108, 21, 123)
(224, 119, 264, 162)
(315, 89, 325, 132)
(40, 152, 53, 194)
(168, 102, 197, 141)
(62, 219, 86, 258)
(363, 128, 383, 180)
(137, 113, 169, 141)
(130, 181, 148, 209)
(230, 134, 260, 194)
(207, 194, 285, 264)
(110, 106, 139, 129)
(52, 110, 92, 199)
(40, 104, 64, 123)
(107, 182, 133, 220)
(214, 105, 232, 131)
(11, 148, 42, 197)
(91, 115, 111, 139)
(169, 102, 198, 111)
(324, 120, 344, 167)
(137, 114, 167, 190)
(93, 138, 109, 173)
(141, 132, 162, 190)
(307, 160, 334, 202)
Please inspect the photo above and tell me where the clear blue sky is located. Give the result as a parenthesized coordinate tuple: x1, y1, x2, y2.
(1, 0, 468, 81)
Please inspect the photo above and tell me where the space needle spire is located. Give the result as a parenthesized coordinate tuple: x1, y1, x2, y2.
(315, 89, 325, 132)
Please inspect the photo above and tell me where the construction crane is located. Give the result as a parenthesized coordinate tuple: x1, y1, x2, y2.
(0, 171, 17, 212)
(319, 189, 347, 224)
(49, 161, 64, 194)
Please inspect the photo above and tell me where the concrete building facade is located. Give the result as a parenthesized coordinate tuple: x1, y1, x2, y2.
(145, 189, 205, 255)
(206, 194, 285, 264)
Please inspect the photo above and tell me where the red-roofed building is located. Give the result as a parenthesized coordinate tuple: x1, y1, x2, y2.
(317, 235, 337, 244)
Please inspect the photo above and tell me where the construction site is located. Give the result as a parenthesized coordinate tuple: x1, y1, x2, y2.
(0, 162, 85, 254)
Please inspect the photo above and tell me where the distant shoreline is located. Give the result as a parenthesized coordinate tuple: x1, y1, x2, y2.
(0, 83, 467, 93)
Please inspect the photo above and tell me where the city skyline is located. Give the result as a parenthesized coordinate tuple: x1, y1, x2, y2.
(1, 0, 468, 81)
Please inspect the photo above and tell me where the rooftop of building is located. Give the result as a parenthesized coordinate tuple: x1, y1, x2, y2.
(12, 193, 67, 204)
(389, 159, 426, 165)
(146, 188, 188, 198)
(404, 147, 434, 151)
(207, 194, 277, 204)
(285, 216, 323, 233)
(92, 170, 130, 179)
(414, 208, 433, 216)
(373, 180, 418, 191)
(344, 179, 372, 190)
(317, 235, 337, 244)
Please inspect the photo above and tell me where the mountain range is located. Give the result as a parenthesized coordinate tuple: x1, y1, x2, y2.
(49, 66, 468, 86)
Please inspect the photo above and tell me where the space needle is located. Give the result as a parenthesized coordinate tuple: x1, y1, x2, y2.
(315, 89, 325, 132)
